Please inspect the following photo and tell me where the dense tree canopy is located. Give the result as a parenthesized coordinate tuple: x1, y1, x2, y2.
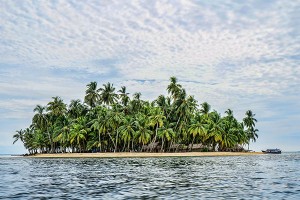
(14, 77, 258, 154)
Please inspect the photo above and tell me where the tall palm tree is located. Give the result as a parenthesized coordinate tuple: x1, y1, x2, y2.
(200, 102, 211, 116)
(84, 81, 99, 108)
(167, 76, 182, 101)
(243, 110, 258, 150)
(109, 110, 124, 152)
(130, 92, 143, 113)
(174, 90, 195, 131)
(243, 110, 257, 129)
(32, 105, 48, 129)
(32, 105, 54, 152)
(149, 107, 165, 151)
(68, 99, 87, 119)
(118, 86, 130, 106)
(98, 82, 118, 106)
(46, 97, 67, 152)
(47, 96, 67, 117)
(90, 115, 104, 152)
(155, 95, 171, 118)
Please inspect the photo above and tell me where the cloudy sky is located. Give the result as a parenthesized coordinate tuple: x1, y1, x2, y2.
(0, 0, 299, 153)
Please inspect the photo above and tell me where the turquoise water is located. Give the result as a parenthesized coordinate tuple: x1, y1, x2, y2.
(0, 153, 299, 199)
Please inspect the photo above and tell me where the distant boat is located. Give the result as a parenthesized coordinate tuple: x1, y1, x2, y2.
(262, 149, 281, 154)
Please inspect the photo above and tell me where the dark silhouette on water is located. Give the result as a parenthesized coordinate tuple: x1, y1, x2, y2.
(262, 149, 281, 154)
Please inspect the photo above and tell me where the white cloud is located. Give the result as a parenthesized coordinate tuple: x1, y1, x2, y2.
(1, 0, 298, 98)
(0, 0, 300, 151)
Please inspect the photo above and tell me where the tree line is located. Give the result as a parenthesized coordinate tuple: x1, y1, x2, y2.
(13, 77, 258, 154)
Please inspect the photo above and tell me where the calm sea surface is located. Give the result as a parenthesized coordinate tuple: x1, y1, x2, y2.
(0, 153, 299, 199)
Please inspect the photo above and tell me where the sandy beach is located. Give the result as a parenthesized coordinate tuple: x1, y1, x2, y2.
(29, 152, 263, 158)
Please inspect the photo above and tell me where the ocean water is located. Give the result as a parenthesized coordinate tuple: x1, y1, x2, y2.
(0, 153, 299, 199)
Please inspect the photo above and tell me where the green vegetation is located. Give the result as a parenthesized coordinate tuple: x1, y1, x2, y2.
(13, 77, 258, 154)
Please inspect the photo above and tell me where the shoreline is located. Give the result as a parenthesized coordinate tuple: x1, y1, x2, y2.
(28, 152, 263, 158)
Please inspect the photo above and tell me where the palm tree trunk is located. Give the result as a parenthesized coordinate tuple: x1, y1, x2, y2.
(168, 140, 173, 152)
(161, 138, 164, 152)
(114, 130, 119, 152)
(141, 143, 144, 152)
(122, 142, 126, 152)
(98, 131, 102, 152)
(107, 132, 116, 151)
(175, 116, 181, 130)
(46, 129, 54, 153)
(190, 136, 195, 152)
(150, 125, 158, 152)
(175, 142, 180, 152)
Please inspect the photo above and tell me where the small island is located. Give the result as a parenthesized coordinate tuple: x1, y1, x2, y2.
(13, 77, 259, 157)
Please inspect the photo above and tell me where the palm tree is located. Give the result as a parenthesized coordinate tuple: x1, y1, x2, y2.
(92, 110, 117, 151)
(149, 107, 165, 151)
(13, 129, 24, 144)
(69, 117, 89, 152)
(167, 76, 182, 101)
(109, 110, 124, 152)
(22, 127, 35, 154)
(135, 114, 152, 151)
(32, 105, 54, 152)
(155, 95, 172, 118)
(118, 117, 137, 151)
(200, 102, 211, 116)
(243, 110, 257, 129)
(243, 110, 258, 150)
(236, 122, 249, 147)
(32, 128, 47, 153)
(219, 121, 238, 150)
(245, 127, 259, 150)
(225, 109, 233, 118)
(207, 111, 224, 151)
(99, 82, 118, 106)
(130, 92, 143, 113)
(53, 117, 70, 153)
(188, 115, 207, 151)
(118, 86, 130, 106)
(174, 90, 193, 130)
(90, 115, 104, 152)
(158, 125, 175, 152)
(84, 81, 99, 108)
(47, 96, 67, 117)
(68, 99, 87, 119)
(32, 105, 48, 129)
(248, 127, 259, 142)
(90, 107, 119, 152)
(46, 97, 67, 152)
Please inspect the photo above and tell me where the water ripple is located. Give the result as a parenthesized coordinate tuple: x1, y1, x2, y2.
(0, 153, 299, 199)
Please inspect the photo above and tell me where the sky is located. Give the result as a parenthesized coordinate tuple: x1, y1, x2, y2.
(0, 0, 299, 154)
